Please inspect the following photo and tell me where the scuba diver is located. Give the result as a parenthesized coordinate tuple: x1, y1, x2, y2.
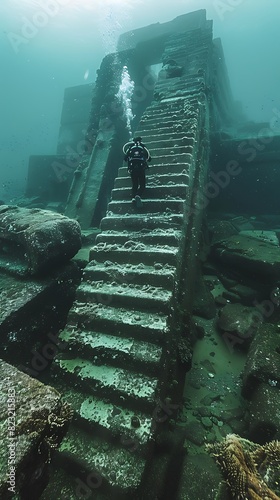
(123, 136, 151, 208)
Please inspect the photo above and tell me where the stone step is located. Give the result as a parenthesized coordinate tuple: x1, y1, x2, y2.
(56, 387, 155, 456)
(150, 152, 194, 166)
(111, 184, 188, 201)
(153, 87, 203, 101)
(54, 357, 158, 412)
(147, 135, 196, 149)
(100, 213, 183, 232)
(138, 130, 197, 143)
(59, 328, 162, 376)
(78, 396, 154, 454)
(107, 198, 184, 215)
(138, 112, 198, 127)
(95, 229, 180, 248)
(76, 282, 172, 314)
(151, 145, 194, 156)
(57, 424, 147, 496)
(154, 82, 203, 95)
(89, 243, 178, 266)
(141, 111, 198, 127)
(115, 173, 190, 189)
(137, 117, 197, 132)
(149, 93, 199, 106)
(118, 163, 191, 177)
(141, 108, 192, 123)
(68, 304, 167, 344)
(142, 100, 185, 111)
(83, 260, 176, 288)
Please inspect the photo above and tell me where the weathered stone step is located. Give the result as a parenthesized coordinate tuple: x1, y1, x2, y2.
(111, 184, 188, 201)
(68, 304, 167, 344)
(147, 135, 196, 149)
(59, 328, 162, 376)
(150, 152, 194, 166)
(89, 243, 178, 266)
(147, 97, 199, 114)
(138, 113, 198, 128)
(100, 213, 183, 232)
(118, 163, 190, 177)
(83, 260, 176, 288)
(57, 424, 147, 496)
(148, 97, 198, 111)
(154, 83, 203, 97)
(95, 229, 180, 247)
(153, 87, 203, 101)
(54, 357, 158, 412)
(151, 145, 193, 156)
(78, 396, 154, 453)
(107, 198, 184, 215)
(141, 108, 192, 123)
(141, 111, 198, 127)
(55, 387, 155, 456)
(115, 173, 189, 189)
(137, 117, 197, 131)
(138, 130, 197, 143)
(76, 282, 172, 313)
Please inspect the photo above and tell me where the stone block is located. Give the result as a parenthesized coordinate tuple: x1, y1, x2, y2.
(0, 360, 72, 498)
(248, 383, 280, 443)
(0, 205, 81, 276)
(242, 324, 280, 396)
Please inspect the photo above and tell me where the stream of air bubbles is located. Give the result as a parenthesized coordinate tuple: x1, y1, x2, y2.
(116, 66, 135, 136)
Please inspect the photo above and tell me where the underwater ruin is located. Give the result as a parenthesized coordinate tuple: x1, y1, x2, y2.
(0, 9, 279, 500)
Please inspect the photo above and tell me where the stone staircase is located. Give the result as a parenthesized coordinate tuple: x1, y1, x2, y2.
(47, 32, 210, 498)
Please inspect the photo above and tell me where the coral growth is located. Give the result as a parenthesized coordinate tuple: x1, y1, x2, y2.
(206, 434, 280, 499)
(16, 402, 73, 462)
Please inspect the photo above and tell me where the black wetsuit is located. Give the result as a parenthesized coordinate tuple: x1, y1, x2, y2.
(124, 142, 151, 198)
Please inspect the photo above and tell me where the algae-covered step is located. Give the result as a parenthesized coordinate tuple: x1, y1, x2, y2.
(100, 212, 183, 232)
(83, 260, 176, 289)
(111, 184, 188, 201)
(54, 358, 158, 412)
(68, 304, 167, 344)
(52, 386, 155, 455)
(79, 395, 154, 452)
(107, 198, 184, 216)
(59, 328, 162, 376)
(58, 424, 147, 496)
(115, 172, 190, 190)
(89, 242, 178, 267)
(76, 281, 172, 313)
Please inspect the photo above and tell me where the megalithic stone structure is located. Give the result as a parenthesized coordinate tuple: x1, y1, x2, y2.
(48, 10, 239, 498)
